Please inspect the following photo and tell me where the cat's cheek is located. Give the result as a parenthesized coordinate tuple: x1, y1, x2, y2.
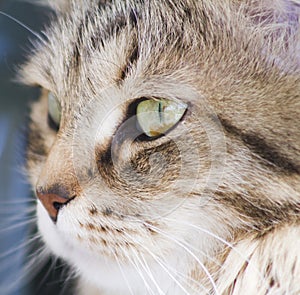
(36, 201, 67, 258)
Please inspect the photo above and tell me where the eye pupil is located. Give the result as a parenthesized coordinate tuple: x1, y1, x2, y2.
(158, 101, 163, 123)
(47, 92, 62, 131)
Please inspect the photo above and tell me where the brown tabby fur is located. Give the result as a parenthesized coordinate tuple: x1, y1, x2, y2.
(20, 0, 300, 294)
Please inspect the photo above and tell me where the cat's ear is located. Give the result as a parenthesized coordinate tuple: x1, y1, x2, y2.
(244, 0, 300, 29)
(245, 0, 300, 69)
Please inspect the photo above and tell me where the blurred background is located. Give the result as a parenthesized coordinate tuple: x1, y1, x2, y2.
(0, 1, 73, 294)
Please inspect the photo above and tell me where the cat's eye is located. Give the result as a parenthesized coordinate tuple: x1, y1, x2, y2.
(136, 99, 187, 138)
(47, 92, 61, 130)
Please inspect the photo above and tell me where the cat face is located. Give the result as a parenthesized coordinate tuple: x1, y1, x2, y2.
(22, 0, 300, 292)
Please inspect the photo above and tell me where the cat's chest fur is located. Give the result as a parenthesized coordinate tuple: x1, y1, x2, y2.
(22, 0, 300, 294)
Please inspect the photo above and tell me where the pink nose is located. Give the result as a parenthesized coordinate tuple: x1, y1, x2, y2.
(36, 189, 74, 222)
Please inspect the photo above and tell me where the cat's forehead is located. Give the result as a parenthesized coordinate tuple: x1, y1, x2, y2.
(21, 2, 136, 98)
(20, 0, 219, 102)
(20, 0, 300, 111)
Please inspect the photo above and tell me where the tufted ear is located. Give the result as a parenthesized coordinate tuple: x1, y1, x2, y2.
(243, 0, 300, 29)
(240, 0, 300, 68)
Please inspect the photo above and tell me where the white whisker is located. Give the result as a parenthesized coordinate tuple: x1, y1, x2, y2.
(0, 198, 35, 205)
(0, 11, 45, 42)
(37, 255, 59, 290)
(144, 222, 221, 295)
(1, 244, 49, 294)
(123, 230, 204, 294)
(0, 204, 35, 212)
(164, 217, 266, 284)
(0, 217, 36, 233)
(119, 244, 156, 295)
(112, 250, 135, 295)
(131, 247, 165, 295)
(0, 206, 36, 219)
(0, 233, 39, 259)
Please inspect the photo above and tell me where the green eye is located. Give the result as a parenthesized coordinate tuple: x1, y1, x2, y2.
(48, 92, 61, 129)
(136, 98, 187, 138)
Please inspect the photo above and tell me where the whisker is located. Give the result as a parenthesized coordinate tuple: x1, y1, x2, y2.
(140, 253, 166, 295)
(0, 214, 35, 227)
(0, 217, 36, 233)
(119, 244, 156, 295)
(37, 255, 60, 291)
(103, 212, 210, 293)
(143, 222, 221, 295)
(144, 246, 207, 294)
(0, 198, 36, 205)
(121, 232, 174, 293)
(131, 248, 165, 295)
(41, 257, 76, 295)
(164, 217, 238, 252)
(139, 248, 190, 295)
(0, 205, 36, 216)
(0, 11, 45, 42)
(1, 244, 49, 294)
(163, 217, 267, 284)
(0, 233, 39, 259)
(58, 268, 77, 295)
(102, 216, 159, 294)
(112, 250, 135, 295)
(91, 216, 142, 293)
(123, 231, 201, 295)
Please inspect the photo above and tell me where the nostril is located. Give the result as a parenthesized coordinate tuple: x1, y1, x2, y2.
(52, 196, 76, 212)
(36, 187, 76, 222)
(53, 201, 65, 211)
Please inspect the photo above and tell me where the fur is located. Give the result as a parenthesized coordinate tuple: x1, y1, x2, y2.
(20, 0, 300, 294)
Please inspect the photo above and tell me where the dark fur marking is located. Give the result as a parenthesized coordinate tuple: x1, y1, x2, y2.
(77, 5, 138, 63)
(89, 205, 98, 215)
(71, 11, 91, 71)
(103, 207, 113, 216)
(119, 45, 139, 82)
(216, 190, 300, 230)
(143, 222, 158, 235)
(220, 118, 299, 174)
(118, 9, 139, 81)
(92, 7, 138, 50)
(68, 3, 139, 82)
(89, 236, 97, 243)
(269, 277, 275, 288)
(27, 121, 47, 158)
(87, 223, 96, 230)
(96, 136, 181, 196)
(97, 0, 111, 9)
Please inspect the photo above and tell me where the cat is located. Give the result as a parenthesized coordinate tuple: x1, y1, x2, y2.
(16, 0, 300, 294)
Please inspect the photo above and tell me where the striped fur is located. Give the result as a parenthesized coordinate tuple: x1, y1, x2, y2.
(22, 0, 300, 294)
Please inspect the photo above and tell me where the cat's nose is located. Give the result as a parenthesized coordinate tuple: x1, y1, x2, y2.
(36, 187, 75, 222)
